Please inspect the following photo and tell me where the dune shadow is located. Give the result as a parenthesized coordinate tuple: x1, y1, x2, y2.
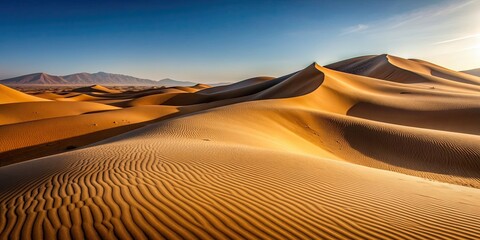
(343, 124, 480, 178)
(158, 64, 324, 107)
(431, 69, 480, 86)
(346, 102, 480, 135)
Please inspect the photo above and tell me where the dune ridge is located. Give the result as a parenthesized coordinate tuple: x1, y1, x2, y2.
(1, 55, 480, 239)
(0, 101, 119, 126)
(72, 85, 122, 94)
(326, 54, 480, 92)
(0, 84, 48, 104)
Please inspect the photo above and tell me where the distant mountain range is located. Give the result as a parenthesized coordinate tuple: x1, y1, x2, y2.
(462, 68, 480, 77)
(0, 72, 197, 86)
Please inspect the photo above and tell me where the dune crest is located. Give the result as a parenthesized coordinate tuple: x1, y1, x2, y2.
(0, 84, 48, 104)
(327, 54, 480, 93)
(72, 85, 121, 94)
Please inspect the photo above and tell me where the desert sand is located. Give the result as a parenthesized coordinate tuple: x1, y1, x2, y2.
(1, 54, 480, 239)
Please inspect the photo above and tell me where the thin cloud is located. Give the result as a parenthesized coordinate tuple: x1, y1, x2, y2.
(341, 24, 369, 35)
(353, 0, 475, 33)
(434, 33, 480, 45)
(335, 0, 479, 70)
(384, 0, 474, 30)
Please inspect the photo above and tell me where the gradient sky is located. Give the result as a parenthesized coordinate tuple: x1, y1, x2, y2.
(1, 0, 479, 83)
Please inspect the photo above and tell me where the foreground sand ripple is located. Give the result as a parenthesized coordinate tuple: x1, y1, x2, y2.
(1, 139, 480, 239)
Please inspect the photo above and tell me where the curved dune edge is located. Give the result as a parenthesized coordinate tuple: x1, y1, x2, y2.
(0, 101, 119, 126)
(72, 85, 121, 94)
(326, 54, 480, 93)
(0, 84, 48, 104)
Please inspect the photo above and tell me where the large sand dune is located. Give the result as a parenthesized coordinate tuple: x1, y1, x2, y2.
(326, 54, 480, 92)
(0, 84, 48, 104)
(1, 55, 480, 239)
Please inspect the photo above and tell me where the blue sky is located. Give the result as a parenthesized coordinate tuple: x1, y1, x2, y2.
(1, 0, 479, 83)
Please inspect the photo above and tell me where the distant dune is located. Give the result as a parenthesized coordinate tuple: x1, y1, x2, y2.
(1, 55, 480, 239)
(326, 54, 480, 87)
(72, 84, 122, 94)
(463, 68, 480, 77)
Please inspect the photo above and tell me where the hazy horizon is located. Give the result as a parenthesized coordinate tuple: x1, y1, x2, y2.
(1, 0, 479, 83)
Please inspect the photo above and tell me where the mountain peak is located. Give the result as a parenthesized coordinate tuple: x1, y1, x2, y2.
(0, 71, 197, 86)
(38, 72, 52, 78)
(95, 71, 111, 76)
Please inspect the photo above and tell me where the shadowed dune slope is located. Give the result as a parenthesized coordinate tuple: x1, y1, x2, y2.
(129, 67, 313, 107)
(326, 54, 426, 83)
(408, 58, 480, 85)
(1, 59, 480, 239)
(198, 76, 275, 94)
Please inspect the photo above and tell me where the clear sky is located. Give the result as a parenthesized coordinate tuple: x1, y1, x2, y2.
(1, 0, 479, 83)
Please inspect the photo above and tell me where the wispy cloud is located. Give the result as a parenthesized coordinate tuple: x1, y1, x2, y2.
(344, 0, 476, 34)
(335, 0, 480, 70)
(434, 33, 480, 45)
(380, 0, 475, 31)
(341, 24, 369, 35)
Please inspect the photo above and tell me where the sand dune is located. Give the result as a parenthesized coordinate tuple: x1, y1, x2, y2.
(463, 67, 480, 77)
(0, 84, 48, 104)
(72, 85, 121, 94)
(1, 55, 480, 239)
(33, 92, 66, 100)
(0, 105, 181, 167)
(198, 76, 275, 94)
(327, 54, 480, 93)
(58, 93, 104, 102)
(408, 58, 480, 85)
(0, 101, 118, 125)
